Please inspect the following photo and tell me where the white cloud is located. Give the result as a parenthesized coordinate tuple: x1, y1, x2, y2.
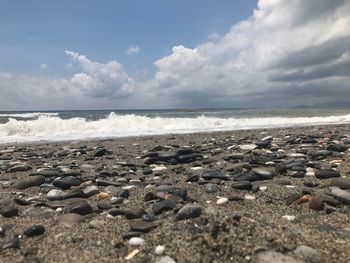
(126, 46, 140, 55)
(40, 63, 48, 70)
(1, 0, 350, 110)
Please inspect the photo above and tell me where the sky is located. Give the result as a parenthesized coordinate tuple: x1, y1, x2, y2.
(0, 0, 349, 110)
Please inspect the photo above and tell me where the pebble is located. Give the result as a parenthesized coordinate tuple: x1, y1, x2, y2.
(47, 189, 67, 201)
(155, 245, 165, 256)
(1, 236, 20, 250)
(83, 185, 100, 197)
(331, 188, 350, 204)
(330, 178, 350, 189)
(12, 175, 45, 189)
(294, 245, 322, 263)
(216, 197, 228, 205)
(157, 256, 176, 263)
(231, 180, 252, 190)
(128, 237, 144, 246)
(315, 169, 340, 179)
(176, 204, 202, 220)
(255, 250, 302, 263)
(0, 206, 18, 218)
(244, 195, 255, 200)
(23, 225, 45, 237)
(282, 215, 296, 221)
(153, 200, 177, 215)
(205, 183, 219, 193)
(308, 197, 323, 210)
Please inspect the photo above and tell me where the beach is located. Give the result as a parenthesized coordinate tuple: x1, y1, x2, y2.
(1, 124, 350, 263)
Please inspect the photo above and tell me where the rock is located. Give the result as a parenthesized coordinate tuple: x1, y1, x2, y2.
(155, 245, 165, 256)
(153, 200, 177, 215)
(252, 168, 272, 179)
(157, 152, 178, 161)
(177, 153, 202, 163)
(1, 236, 20, 250)
(53, 177, 81, 190)
(294, 245, 322, 263)
(308, 197, 323, 210)
(176, 204, 202, 220)
(205, 183, 219, 193)
(58, 213, 84, 227)
(315, 169, 340, 179)
(129, 220, 157, 233)
(34, 168, 60, 177)
(83, 185, 100, 197)
(94, 148, 107, 157)
(0, 206, 18, 218)
(216, 197, 228, 205)
(157, 256, 176, 263)
(331, 188, 350, 204)
(330, 178, 350, 189)
(286, 192, 300, 206)
(201, 170, 228, 180)
(23, 225, 45, 237)
(231, 180, 252, 190)
(47, 189, 67, 201)
(128, 237, 144, 246)
(65, 201, 93, 215)
(327, 144, 347, 152)
(12, 175, 45, 189)
(239, 144, 257, 151)
(254, 250, 302, 263)
(7, 165, 32, 173)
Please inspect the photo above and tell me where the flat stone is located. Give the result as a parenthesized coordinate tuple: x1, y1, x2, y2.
(128, 237, 144, 246)
(254, 250, 302, 263)
(12, 175, 45, 189)
(1, 236, 20, 250)
(129, 220, 157, 233)
(201, 170, 228, 181)
(286, 192, 300, 206)
(34, 168, 60, 177)
(65, 201, 93, 215)
(205, 183, 219, 193)
(157, 256, 176, 263)
(47, 189, 67, 201)
(315, 169, 340, 179)
(239, 144, 257, 151)
(330, 178, 350, 189)
(176, 204, 202, 220)
(157, 151, 178, 161)
(58, 213, 84, 227)
(231, 180, 252, 190)
(23, 225, 45, 237)
(253, 168, 272, 177)
(53, 177, 81, 190)
(331, 188, 350, 204)
(294, 245, 322, 263)
(216, 197, 228, 205)
(83, 185, 100, 197)
(7, 165, 32, 173)
(153, 200, 177, 215)
(0, 206, 18, 218)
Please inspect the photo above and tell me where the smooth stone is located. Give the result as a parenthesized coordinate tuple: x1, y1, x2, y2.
(97, 201, 112, 210)
(1, 236, 20, 250)
(58, 213, 84, 227)
(0, 206, 18, 218)
(65, 201, 93, 215)
(253, 168, 272, 177)
(176, 204, 202, 220)
(83, 185, 100, 197)
(95, 179, 124, 187)
(216, 197, 228, 205)
(255, 250, 302, 263)
(94, 148, 107, 157)
(7, 165, 31, 173)
(331, 188, 350, 204)
(128, 237, 144, 246)
(47, 189, 67, 201)
(315, 169, 340, 179)
(330, 178, 350, 189)
(129, 220, 157, 233)
(239, 144, 257, 151)
(111, 197, 124, 205)
(155, 245, 165, 256)
(177, 153, 202, 163)
(294, 245, 322, 263)
(34, 168, 60, 177)
(286, 192, 300, 206)
(201, 170, 228, 180)
(231, 180, 252, 190)
(23, 225, 45, 237)
(205, 183, 219, 193)
(320, 194, 341, 206)
(157, 151, 178, 161)
(12, 175, 45, 189)
(153, 200, 177, 215)
(327, 144, 347, 152)
(53, 177, 81, 190)
(157, 256, 176, 263)
(109, 208, 147, 219)
(309, 197, 323, 210)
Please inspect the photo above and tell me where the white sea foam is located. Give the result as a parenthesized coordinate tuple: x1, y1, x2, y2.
(0, 112, 59, 118)
(1, 112, 350, 143)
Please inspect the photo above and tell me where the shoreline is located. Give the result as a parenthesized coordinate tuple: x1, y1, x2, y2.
(1, 124, 350, 262)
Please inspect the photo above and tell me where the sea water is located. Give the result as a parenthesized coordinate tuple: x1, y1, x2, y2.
(1, 108, 350, 143)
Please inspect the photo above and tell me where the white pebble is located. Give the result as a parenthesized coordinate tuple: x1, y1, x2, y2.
(155, 245, 165, 256)
(129, 237, 144, 246)
(191, 167, 202, 170)
(216, 197, 228, 205)
(259, 186, 268, 191)
(244, 195, 256, 200)
(282, 215, 296, 221)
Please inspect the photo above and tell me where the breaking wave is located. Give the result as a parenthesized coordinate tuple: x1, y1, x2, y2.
(1, 112, 350, 143)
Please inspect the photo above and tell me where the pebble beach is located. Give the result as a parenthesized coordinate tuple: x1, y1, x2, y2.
(1, 124, 350, 263)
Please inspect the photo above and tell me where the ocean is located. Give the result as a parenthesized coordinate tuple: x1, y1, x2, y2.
(1, 108, 350, 144)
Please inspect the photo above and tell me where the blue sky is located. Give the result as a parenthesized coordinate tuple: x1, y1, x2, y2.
(0, 0, 349, 110)
(0, 0, 257, 77)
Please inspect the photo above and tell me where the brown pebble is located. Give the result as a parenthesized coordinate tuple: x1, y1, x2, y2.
(297, 195, 312, 204)
(309, 197, 323, 210)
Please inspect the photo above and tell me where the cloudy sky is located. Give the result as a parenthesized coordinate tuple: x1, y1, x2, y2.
(0, 0, 349, 110)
